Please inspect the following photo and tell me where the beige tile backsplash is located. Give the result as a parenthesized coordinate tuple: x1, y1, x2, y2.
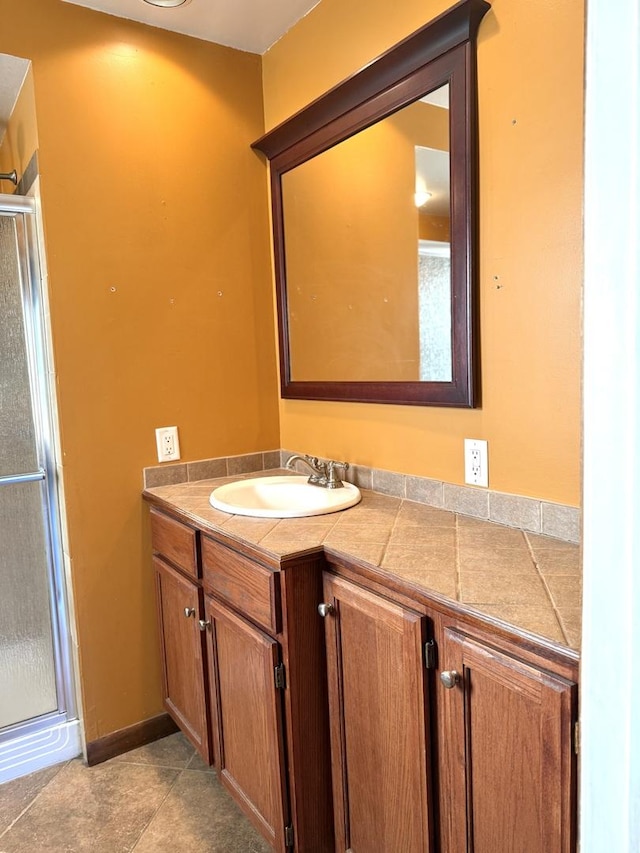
(143, 447, 581, 544)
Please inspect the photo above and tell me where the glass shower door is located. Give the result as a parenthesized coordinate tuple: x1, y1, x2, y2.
(0, 205, 62, 732)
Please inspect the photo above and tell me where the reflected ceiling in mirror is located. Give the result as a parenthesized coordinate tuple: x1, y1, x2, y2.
(253, 0, 491, 407)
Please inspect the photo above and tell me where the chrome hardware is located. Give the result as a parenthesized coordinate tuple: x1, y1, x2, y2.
(318, 603, 335, 618)
(0, 170, 18, 185)
(0, 469, 46, 487)
(184, 607, 195, 618)
(198, 619, 211, 632)
(285, 454, 349, 489)
(325, 460, 349, 489)
(440, 670, 461, 689)
(284, 453, 326, 484)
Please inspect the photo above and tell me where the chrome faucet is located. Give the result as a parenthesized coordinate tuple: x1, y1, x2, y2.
(284, 454, 326, 484)
(284, 454, 349, 489)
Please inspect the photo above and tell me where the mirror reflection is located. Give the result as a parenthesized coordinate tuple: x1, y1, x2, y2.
(282, 84, 450, 384)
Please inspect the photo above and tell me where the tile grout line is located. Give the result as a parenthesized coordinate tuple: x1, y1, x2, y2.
(0, 759, 71, 841)
(523, 532, 570, 646)
(129, 762, 189, 852)
(378, 501, 402, 565)
(111, 759, 205, 771)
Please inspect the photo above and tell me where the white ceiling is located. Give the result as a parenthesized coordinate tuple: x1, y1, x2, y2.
(0, 54, 29, 142)
(60, 0, 321, 54)
(415, 147, 450, 217)
(0, 1, 320, 131)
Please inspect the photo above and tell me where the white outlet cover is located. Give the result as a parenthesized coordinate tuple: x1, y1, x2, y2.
(155, 426, 180, 462)
(464, 438, 488, 488)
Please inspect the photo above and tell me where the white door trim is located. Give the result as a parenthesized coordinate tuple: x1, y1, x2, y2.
(581, 0, 640, 848)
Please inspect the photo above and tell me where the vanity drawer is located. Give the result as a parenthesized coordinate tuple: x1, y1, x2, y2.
(150, 508, 199, 580)
(201, 536, 280, 635)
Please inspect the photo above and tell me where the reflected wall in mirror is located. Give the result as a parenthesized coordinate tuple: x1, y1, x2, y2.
(253, 0, 491, 407)
(282, 85, 451, 383)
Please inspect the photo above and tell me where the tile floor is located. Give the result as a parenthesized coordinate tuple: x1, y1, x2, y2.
(0, 733, 271, 852)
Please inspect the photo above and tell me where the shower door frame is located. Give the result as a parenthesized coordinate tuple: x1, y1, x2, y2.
(0, 190, 78, 759)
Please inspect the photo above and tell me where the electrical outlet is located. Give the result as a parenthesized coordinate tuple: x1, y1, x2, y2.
(155, 426, 180, 462)
(464, 438, 488, 487)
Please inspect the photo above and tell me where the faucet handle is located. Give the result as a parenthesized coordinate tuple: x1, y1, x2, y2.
(326, 460, 349, 488)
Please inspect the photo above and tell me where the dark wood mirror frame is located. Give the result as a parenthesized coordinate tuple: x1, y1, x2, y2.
(253, 0, 490, 407)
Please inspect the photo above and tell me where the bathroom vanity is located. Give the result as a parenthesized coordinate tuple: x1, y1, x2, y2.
(144, 475, 579, 853)
(144, 1, 581, 846)
(150, 504, 332, 852)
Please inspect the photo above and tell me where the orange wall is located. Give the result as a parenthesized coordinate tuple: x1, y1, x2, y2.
(0, 0, 279, 741)
(262, 0, 583, 507)
(284, 114, 420, 381)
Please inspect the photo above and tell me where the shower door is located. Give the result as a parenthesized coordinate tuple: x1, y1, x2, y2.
(0, 193, 77, 778)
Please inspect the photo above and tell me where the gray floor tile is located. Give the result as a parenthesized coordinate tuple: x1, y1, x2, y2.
(111, 731, 195, 769)
(0, 762, 65, 832)
(186, 750, 215, 773)
(0, 735, 273, 852)
(132, 770, 271, 852)
(0, 758, 179, 852)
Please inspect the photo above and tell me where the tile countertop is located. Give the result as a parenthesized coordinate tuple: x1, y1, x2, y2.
(144, 472, 582, 653)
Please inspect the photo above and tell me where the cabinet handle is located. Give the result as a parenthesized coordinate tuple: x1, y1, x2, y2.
(184, 607, 195, 618)
(318, 603, 335, 618)
(198, 619, 211, 632)
(440, 670, 461, 689)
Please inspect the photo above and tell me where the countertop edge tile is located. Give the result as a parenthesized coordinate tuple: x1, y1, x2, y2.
(143, 483, 581, 654)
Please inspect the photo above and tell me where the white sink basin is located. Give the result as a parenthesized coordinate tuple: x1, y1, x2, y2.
(209, 475, 361, 518)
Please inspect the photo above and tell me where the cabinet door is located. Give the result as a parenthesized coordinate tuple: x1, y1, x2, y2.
(439, 627, 578, 853)
(205, 596, 290, 851)
(153, 556, 210, 762)
(322, 574, 434, 853)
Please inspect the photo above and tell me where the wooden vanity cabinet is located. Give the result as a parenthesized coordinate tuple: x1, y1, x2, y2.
(150, 500, 578, 853)
(204, 595, 290, 850)
(321, 573, 435, 853)
(149, 503, 333, 852)
(321, 564, 579, 853)
(436, 618, 578, 853)
(199, 532, 334, 853)
(150, 509, 211, 763)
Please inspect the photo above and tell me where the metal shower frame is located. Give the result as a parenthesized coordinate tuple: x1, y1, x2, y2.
(0, 191, 78, 744)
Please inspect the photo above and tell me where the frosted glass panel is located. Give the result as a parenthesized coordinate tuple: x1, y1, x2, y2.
(0, 215, 38, 477)
(0, 480, 57, 728)
(418, 252, 452, 381)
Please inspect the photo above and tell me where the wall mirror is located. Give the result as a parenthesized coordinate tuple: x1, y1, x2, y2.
(253, 0, 490, 407)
